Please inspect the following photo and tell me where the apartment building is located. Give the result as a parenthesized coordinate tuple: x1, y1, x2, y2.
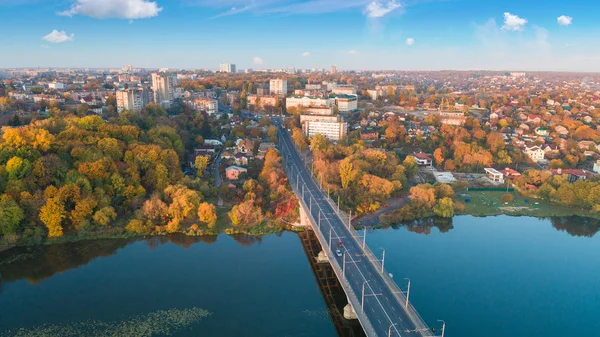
(151, 73, 176, 108)
(300, 114, 347, 141)
(269, 79, 288, 95)
(116, 88, 150, 113)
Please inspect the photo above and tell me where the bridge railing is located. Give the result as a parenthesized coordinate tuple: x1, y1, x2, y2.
(279, 130, 434, 337)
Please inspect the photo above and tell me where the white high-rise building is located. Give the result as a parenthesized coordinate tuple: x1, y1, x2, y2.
(151, 73, 176, 108)
(269, 79, 288, 95)
(219, 63, 236, 73)
(300, 115, 347, 141)
(116, 88, 150, 113)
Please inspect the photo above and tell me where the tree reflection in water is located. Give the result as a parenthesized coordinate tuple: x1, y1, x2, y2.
(0, 234, 243, 288)
(388, 217, 455, 235)
(386, 215, 600, 238)
(550, 216, 600, 238)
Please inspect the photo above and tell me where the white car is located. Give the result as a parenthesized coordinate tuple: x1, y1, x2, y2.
(335, 249, 343, 257)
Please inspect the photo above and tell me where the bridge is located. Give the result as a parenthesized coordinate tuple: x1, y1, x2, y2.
(278, 126, 443, 337)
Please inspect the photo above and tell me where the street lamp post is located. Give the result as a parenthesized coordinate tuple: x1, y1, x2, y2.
(381, 249, 385, 273)
(361, 280, 370, 310)
(342, 251, 346, 278)
(404, 278, 411, 309)
(362, 228, 367, 249)
(302, 184, 305, 201)
(349, 210, 352, 229)
(318, 211, 321, 229)
(437, 320, 446, 337)
(329, 228, 333, 251)
(388, 323, 398, 337)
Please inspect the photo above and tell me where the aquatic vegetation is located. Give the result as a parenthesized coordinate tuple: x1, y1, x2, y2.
(2, 308, 211, 337)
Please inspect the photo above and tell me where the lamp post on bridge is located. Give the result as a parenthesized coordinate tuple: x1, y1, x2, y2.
(388, 323, 398, 337)
(329, 228, 333, 251)
(380, 248, 385, 273)
(404, 278, 411, 309)
(318, 211, 321, 229)
(348, 210, 352, 229)
(342, 250, 346, 278)
(437, 320, 446, 337)
(362, 227, 367, 249)
(361, 280, 370, 311)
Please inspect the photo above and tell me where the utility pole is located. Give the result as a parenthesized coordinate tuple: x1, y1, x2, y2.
(363, 228, 367, 249)
(349, 210, 352, 229)
(405, 278, 411, 309)
(437, 320, 446, 337)
(361, 281, 370, 310)
(318, 212, 321, 229)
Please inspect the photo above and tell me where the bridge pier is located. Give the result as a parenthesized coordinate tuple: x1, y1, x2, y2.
(343, 303, 358, 320)
(316, 250, 329, 264)
(296, 203, 311, 228)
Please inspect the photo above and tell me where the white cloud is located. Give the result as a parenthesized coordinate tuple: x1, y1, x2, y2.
(557, 15, 572, 26)
(301, 51, 311, 57)
(347, 50, 358, 55)
(42, 30, 75, 43)
(405, 37, 415, 46)
(364, 0, 402, 18)
(502, 12, 527, 31)
(59, 0, 162, 19)
(252, 56, 264, 65)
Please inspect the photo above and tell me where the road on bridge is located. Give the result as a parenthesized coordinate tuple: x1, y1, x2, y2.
(277, 124, 436, 337)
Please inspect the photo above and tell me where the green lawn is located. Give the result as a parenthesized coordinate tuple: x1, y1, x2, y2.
(456, 190, 599, 218)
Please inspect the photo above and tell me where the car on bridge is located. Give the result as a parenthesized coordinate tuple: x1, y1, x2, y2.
(335, 249, 343, 257)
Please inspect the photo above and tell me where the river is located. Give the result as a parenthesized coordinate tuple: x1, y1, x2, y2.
(1, 215, 599, 337)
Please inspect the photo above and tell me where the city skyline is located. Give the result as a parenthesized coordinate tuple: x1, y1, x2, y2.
(0, 0, 599, 71)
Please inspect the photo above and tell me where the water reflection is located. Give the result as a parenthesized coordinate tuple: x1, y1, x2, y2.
(550, 216, 600, 238)
(387, 217, 454, 235)
(0, 234, 251, 286)
(384, 215, 600, 238)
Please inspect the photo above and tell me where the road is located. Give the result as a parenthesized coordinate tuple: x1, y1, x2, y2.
(277, 122, 434, 337)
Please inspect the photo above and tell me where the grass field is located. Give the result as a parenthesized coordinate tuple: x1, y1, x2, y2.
(456, 190, 599, 218)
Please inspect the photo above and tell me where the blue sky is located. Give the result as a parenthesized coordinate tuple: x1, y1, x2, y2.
(0, 0, 599, 71)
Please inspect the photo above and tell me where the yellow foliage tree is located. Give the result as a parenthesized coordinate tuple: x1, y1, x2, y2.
(197, 202, 217, 229)
(39, 198, 66, 237)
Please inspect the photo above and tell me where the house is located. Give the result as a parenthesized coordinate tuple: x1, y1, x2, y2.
(501, 167, 521, 180)
(594, 160, 600, 174)
(236, 139, 255, 154)
(233, 153, 249, 166)
(194, 145, 217, 158)
(225, 166, 248, 180)
(411, 152, 433, 167)
(578, 140, 597, 151)
(258, 142, 276, 155)
(554, 125, 569, 136)
(549, 168, 594, 183)
(527, 114, 542, 124)
(484, 168, 505, 184)
(535, 127, 548, 136)
(360, 131, 379, 141)
(524, 145, 545, 162)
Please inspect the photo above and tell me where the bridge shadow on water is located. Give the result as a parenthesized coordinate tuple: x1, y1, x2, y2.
(298, 230, 366, 337)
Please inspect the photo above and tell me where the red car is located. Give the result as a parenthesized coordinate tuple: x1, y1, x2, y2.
(337, 241, 343, 248)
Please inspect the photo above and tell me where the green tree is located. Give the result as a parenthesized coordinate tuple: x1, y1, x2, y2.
(0, 195, 25, 235)
(434, 197, 454, 218)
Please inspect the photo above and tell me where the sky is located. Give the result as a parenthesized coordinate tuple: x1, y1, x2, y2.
(0, 0, 599, 72)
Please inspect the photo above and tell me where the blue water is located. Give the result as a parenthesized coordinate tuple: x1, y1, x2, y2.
(364, 215, 600, 337)
(1, 216, 599, 337)
(0, 233, 337, 337)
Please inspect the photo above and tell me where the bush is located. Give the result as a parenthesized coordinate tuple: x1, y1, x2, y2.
(501, 194, 514, 203)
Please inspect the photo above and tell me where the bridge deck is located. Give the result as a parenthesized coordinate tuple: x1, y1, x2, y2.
(278, 127, 435, 337)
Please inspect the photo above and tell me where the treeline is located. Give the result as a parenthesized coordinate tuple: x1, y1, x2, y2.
(514, 170, 600, 213)
(0, 104, 220, 248)
(292, 130, 419, 215)
(381, 183, 457, 225)
(226, 148, 298, 228)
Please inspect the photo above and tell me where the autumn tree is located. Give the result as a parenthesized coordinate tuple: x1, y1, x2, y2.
(198, 202, 217, 229)
(339, 158, 356, 189)
(39, 198, 66, 238)
(195, 156, 210, 177)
